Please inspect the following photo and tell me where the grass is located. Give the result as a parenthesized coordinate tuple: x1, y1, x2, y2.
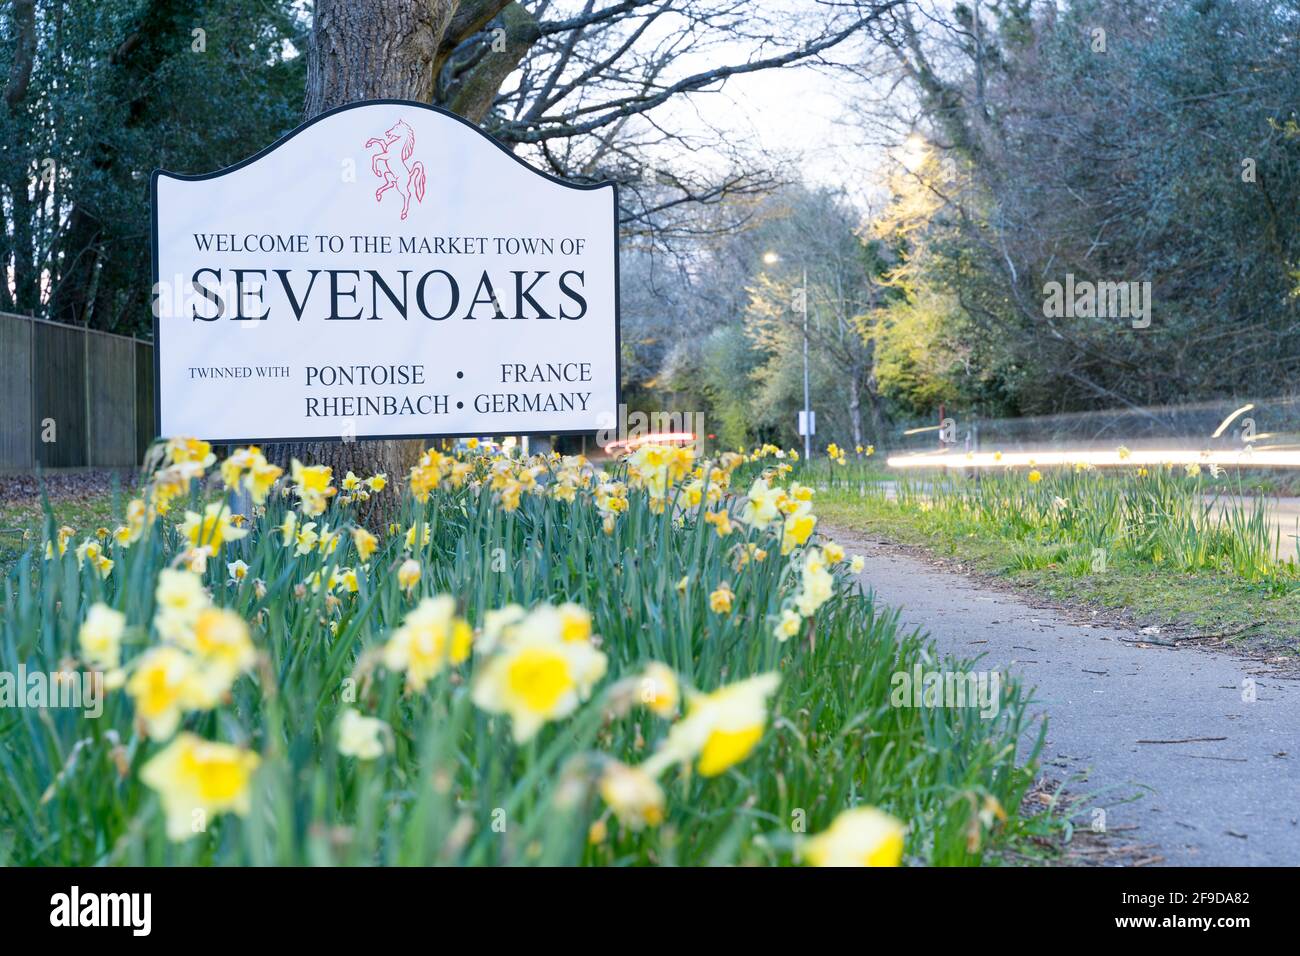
(0, 444, 1055, 866)
(0, 472, 126, 581)
(808, 458, 1300, 654)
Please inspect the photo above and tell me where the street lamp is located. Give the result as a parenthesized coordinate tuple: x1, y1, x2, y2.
(763, 250, 812, 461)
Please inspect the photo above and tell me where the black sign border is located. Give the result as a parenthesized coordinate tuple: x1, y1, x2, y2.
(149, 98, 621, 446)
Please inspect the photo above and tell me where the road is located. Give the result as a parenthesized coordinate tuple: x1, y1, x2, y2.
(832, 527, 1300, 866)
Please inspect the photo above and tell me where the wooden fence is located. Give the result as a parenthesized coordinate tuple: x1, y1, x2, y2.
(0, 312, 154, 470)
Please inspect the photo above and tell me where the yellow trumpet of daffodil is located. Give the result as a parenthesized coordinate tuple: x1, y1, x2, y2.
(125, 645, 214, 741)
(645, 672, 781, 778)
(352, 527, 378, 563)
(470, 602, 607, 742)
(382, 595, 472, 692)
(802, 806, 906, 867)
(140, 733, 260, 841)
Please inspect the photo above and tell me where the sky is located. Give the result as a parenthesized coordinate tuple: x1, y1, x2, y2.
(710, 63, 881, 193)
(637, 9, 903, 215)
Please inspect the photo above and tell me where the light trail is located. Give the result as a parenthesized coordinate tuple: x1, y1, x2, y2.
(1211, 403, 1255, 439)
(604, 432, 697, 454)
(886, 447, 1300, 470)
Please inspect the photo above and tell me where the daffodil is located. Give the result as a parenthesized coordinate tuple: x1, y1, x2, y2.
(337, 708, 389, 760)
(126, 645, 212, 740)
(182, 607, 256, 696)
(227, 559, 249, 582)
(154, 569, 210, 643)
(44, 524, 75, 559)
(140, 733, 260, 841)
(316, 525, 341, 555)
(221, 446, 282, 504)
(278, 510, 297, 544)
(79, 603, 125, 671)
(382, 595, 472, 691)
(352, 527, 378, 563)
(182, 546, 211, 574)
(556, 602, 593, 642)
(599, 761, 665, 830)
(703, 509, 732, 537)
(645, 672, 780, 778)
(122, 498, 148, 544)
(290, 459, 336, 515)
(709, 583, 734, 614)
(74, 538, 102, 569)
(781, 505, 817, 555)
(739, 478, 781, 529)
(177, 503, 249, 552)
(638, 662, 679, 718)
(165, 437, 216, 469)
(470, 603, 607, 742)
(477, 603, 527, 654)
(404, 523, 431, 550)
(802, 806, 906, 867)
(244, 458, 283, 505)
(294, 522, 320, 555)
(775, 608, 802, 641)
(794, 548, 834, 617)
(336, 568, 360, 593)
(397, 558, 421, 592)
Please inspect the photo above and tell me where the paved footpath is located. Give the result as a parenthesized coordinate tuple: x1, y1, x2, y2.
(832, 528, 1300, 866)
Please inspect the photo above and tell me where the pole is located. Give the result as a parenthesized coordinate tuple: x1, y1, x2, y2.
(802, 265, 811, 462)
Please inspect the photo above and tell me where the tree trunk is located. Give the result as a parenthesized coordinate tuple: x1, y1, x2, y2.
(863, 358, 888, 444)
(3, 0, 38, 314)
(304, 0, 456, 116)
(262, 0, 530, 523)
(847, 366, 863, 450)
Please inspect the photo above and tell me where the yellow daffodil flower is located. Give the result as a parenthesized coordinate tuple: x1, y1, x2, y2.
(382, 595, 472, 691)
(140, 733, 259, 841)
(802, 806, 905, 867)
(645, 672, 781, 778)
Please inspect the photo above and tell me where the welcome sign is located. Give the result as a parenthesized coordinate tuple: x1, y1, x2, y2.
(151, 100, 619, 443)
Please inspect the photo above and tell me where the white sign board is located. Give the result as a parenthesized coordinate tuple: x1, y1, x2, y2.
(797, 410, 816, 436)
(151, 100, 619, 443)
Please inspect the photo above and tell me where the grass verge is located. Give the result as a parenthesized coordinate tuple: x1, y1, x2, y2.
(815, 467, 1300, 656)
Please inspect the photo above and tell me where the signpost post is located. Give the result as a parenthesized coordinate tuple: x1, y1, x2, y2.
(151, 100, 619, 445)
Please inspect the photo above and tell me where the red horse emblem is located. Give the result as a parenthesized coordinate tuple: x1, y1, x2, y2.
(366, 118, 426, 220)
